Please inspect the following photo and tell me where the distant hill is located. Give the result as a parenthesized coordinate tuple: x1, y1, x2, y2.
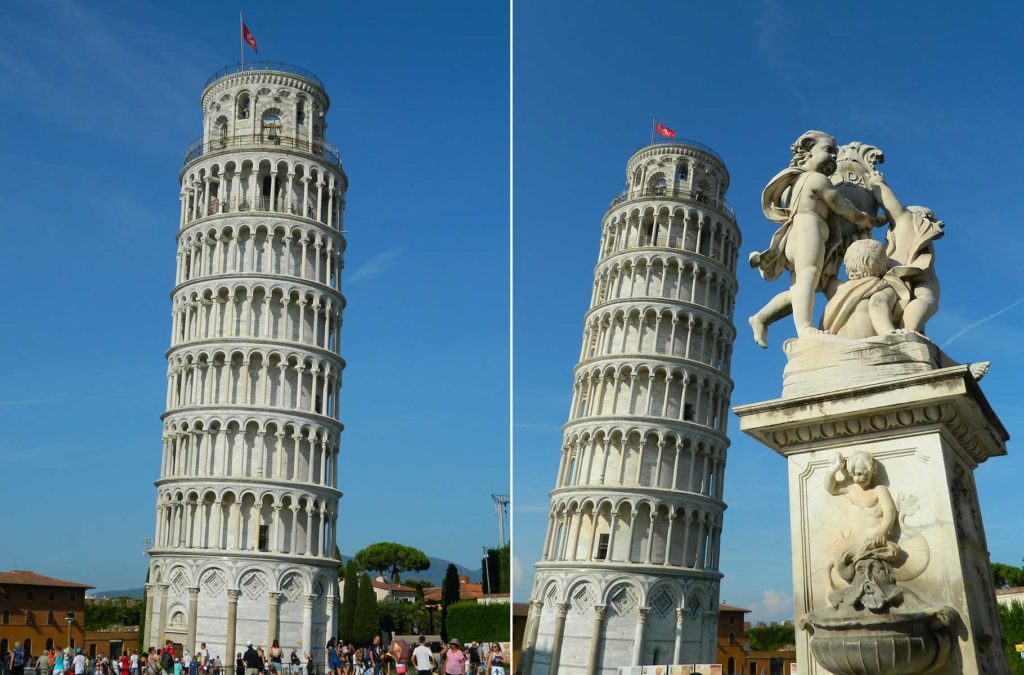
(90, 588, 145, 600)
(94, 554, 479, 598)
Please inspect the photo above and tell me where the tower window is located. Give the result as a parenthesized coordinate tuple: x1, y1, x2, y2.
(683, 403, 694, 422)
(258, 525, 269, 552)
(595, 533, 610, 560)
(297, 101, 306, 125)
(678, 166, 688, 182)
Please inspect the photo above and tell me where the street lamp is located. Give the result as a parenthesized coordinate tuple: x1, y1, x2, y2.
(66, 612, 75, 648)
(482, 547, 491, 595)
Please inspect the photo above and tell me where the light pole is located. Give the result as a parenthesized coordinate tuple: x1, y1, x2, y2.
(66, 612, 75, 649)
(482, 547, 491, 595)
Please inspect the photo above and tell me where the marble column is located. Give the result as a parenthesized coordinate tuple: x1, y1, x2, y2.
(225, 589, 240, 664)
(143, 584, 156, 648)
(547, 602, 570, 675)
(156, 584, 170, 646)
(518, 601, 542, 675)
(673, 607, 685, 664)
(186, 587, 199, 652)
(632, 607, 649, 666)
(302, 595, 315, 662)
(585, 604, 606, 675)
(267, 591, 282, 646)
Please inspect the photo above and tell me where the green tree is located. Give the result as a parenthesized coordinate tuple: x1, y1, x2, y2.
(746, 623, 796, 651)
(993, 562, 1024, 589)
(481, 549, 501, 594)
(354, 542, 431, 584)
(440, 564, 461, 642)
(352, 574, 381, 645)
(445, 601, 509, 642)
(378, 599, 427, 635)
(498, 545, 510, 593)
(338, 560, 361, 642)
(999, 600, 1024, 675)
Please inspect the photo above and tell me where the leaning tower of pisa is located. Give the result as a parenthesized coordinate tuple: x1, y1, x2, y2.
(520, 140, 740, 675)
(145, 62, 347, 663)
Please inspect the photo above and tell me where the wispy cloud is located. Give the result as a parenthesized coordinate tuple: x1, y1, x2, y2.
(942, 295, 1024, 348)
(0, 397, 67, 407)
(348, 248, 402, 284)
(749, 588, 793, 622)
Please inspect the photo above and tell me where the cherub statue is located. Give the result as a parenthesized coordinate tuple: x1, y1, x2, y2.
(749, 131, 882, 347)
(825, 451, 897, 549)
(820, 239, 909, 339)
(869, 173, 944, 334)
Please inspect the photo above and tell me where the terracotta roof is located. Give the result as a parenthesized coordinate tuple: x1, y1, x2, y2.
(719, 603, 751, 613)
(996, 586, 1024, 595)
(423, 582, 485, 602)
(0, 570, 93, 589)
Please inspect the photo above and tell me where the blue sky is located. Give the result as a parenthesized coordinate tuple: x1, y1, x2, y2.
(0, 0, 508, 590)
(512, 0, 1024, 621)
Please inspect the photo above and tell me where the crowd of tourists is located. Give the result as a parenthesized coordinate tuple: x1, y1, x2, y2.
(2, 636, 505, 675)
(325, 636, 505, 675)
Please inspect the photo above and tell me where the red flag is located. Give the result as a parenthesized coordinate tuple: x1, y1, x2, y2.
(242, 22, 258, 54)
(655, 121, 676, 138)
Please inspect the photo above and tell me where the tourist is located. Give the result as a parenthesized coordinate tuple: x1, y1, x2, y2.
(366, 638, 382, 675)
(234, 654, 243, 675)
(130, 651, 140, 675)
(182, 652, 192, 675)
(410, 638, 431, 675)
(119, 652, 130, 675)
(160, 643, 175, 675)
(53, 650, 65, 675)
(267, 643, 282, 675)
(484, 646, 503, 675)
(437, 641, 463, 675)
(73, 650, 86, 675)
(37, 650, 52, 675)
(242, 642, 260, 675)
(173, 659, 182, 675)
(8, 642, 26, 675)
(466, 645, 478, 675)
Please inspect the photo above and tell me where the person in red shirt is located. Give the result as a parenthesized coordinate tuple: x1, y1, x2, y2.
(120, 653, 131, 675)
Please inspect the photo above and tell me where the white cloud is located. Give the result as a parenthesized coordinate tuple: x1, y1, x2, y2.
(348, 248, 401, 284)
(749, 589, 793, 623)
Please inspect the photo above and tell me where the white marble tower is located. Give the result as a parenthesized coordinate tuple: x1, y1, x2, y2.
(145, 62, 347, 664)
(520, 140, 741, 675)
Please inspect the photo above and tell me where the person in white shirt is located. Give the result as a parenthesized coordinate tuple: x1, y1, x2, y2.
(73, 650, 87, 675)
(411, 637, 433, 675)
(130, 651, 140, 675)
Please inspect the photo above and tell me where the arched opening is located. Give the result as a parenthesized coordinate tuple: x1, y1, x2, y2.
(727, 657, 735, 674)
(237, 93, 251, 119)
(215, 116, 229, 148)
(261, 110, 282, 143)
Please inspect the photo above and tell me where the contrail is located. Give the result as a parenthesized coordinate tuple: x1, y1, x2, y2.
(0, 397, 66, 407)
(942, 296, 1024, 348)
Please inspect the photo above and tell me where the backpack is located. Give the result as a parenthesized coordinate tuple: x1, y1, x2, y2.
(160, 652, 173, 673)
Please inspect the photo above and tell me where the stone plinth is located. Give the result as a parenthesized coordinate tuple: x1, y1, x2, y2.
(734, 364, 1010, 675)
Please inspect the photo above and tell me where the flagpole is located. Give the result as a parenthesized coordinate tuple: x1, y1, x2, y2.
(651, 116, 655, 144)
(240, 11, 244, 68)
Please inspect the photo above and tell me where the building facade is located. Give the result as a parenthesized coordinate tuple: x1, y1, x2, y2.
(145, 62, 348, 664)
(0, 571, 92, 657)
(520, 140, 740, 675)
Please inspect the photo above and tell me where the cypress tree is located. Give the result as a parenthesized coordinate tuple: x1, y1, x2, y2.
(352, 573, 380, 645)
(338, 560, 360, 642)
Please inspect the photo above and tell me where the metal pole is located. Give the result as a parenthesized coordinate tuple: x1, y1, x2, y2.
(482, 546, 491, 594)
(240, 12, 244, 68)
(651, 116, 655, 144)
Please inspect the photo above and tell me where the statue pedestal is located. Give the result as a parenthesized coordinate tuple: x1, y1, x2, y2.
(734, 363, 1010, 675)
